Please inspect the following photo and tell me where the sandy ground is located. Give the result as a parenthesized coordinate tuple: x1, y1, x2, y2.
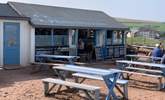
(0, 63, 165, 100)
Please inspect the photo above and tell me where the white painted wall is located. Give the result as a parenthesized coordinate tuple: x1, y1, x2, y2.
(0, 19, 33, 66)
(0, 20, 3, 66)
(30, 27, 35, 63)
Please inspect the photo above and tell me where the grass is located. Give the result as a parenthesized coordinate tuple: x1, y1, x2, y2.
(127, 36, 165, 46)
(123, 22, 165, 32)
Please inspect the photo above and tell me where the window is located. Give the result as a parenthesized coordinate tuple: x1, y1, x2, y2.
(113, 31, 124, 45)
(35, 28, 52, 46)
(107, 30, 113, 45)
(54, 29, 69, 46)
(69, 29, 77, 47)
(96, 30, 105, 47)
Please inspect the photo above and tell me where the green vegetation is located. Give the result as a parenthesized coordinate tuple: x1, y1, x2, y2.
(125, 22, 165, 32)
(116, 18, 165, 46)
(127, 36, 165, 46)
(116, 18, 165, 32)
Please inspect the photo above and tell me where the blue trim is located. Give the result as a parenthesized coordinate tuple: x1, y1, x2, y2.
(93, 31, 96, 47)
(122, 31, 125, 45)
(112, 31, 114, 45)
(3, 22, 20, 65)
(51, 29, 54, 46)
(105, 30, 107, 46)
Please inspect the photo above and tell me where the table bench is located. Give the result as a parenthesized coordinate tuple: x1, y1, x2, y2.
(117, 60, 165, 90)
(53, 65, 121, 100)
(42, 78, 100, 100)
(36, 54, 79, 64)
(31, 62, 64, 73)
(121, 70, 163, 90)
(72, 73, 128, 99)
(126, 55, 161, 63)
(31, 62, 63, 66)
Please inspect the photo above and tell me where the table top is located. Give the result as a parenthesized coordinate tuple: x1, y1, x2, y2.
(53, 64, 121, 76)
(126, 55, 162, 60)
(131, 45, 154, 49)
(117, 60, 165, 68)
(36, 54, 79, 59)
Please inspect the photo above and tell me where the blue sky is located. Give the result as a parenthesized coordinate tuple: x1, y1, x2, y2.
(1, 0, 164, 22)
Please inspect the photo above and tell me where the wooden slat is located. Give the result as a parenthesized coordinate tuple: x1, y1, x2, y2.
(116, 60, 165, 68)
(42, 78, 100, 91)
(31, 62, 63, 66)
(125, 67, 163, 73)
(122, 70, 163, 78)
(72, 73, 128, 85)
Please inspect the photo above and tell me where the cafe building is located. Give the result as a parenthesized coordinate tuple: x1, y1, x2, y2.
(0, 2, 128, 66)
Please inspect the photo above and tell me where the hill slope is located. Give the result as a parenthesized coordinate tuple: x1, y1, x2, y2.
(115, 18, 165, 32)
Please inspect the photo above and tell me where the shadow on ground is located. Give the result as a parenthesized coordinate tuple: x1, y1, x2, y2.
(0, 66, 55, 88)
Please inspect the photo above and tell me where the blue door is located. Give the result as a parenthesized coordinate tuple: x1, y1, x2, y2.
(3, 22, 20, 65)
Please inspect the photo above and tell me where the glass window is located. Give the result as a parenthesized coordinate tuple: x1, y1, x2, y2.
(69, 29, 77, 47)
(35, 28, 52, 46)
(107, 30, 113, 45)
(113, 31, 123, 45)
(96, 31, 105, 47)
(54, 29, 69, 46)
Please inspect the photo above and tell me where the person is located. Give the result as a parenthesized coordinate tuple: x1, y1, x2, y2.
(78, 39, 84, 50)
(85, 40, 93, 62)
(161, 54, 165, 64)
(159, 42, 164, 53)
(152, 43, 163, 63)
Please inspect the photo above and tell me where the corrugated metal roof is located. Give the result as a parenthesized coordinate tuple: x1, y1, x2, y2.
(0, 3, 20, 17)
(9, 2, 128, 29)
(0, 3, 29, 20)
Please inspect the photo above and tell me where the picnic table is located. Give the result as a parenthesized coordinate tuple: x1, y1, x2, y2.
(126, 54, 162, 62)
(117, 60, 165, 69)
(53, 64, 121, 100)
(35, 54, 79, 64)
(116, 60, 165, 90)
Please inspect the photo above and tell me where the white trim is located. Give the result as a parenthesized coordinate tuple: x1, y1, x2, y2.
(0, 20, 3, 66)
(0, 19, 32, 66)
(30, 27, 35, 63)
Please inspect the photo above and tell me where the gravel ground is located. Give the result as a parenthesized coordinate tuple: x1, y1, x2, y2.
(0, 63, 165, 100)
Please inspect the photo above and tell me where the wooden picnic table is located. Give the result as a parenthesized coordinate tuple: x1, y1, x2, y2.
(126, 54, 162, 61)
(116, 60, 165, 69)
(35, 54, 79, 64)
(53, 64, 121, 100)
(116, 60, 165, 89)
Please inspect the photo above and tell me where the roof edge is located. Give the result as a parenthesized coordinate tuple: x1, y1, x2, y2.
(7, 2, 25, 17)
(0, 16, 30, 20)
(33, 24, 129, 30)
(7, 1, 105, 14)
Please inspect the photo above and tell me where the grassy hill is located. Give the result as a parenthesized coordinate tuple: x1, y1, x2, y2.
(115, 18, 165, 46)
(115, 18, 165, 32)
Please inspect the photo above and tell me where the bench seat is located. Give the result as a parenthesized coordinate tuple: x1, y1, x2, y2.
(72, 73, 128, 99)
(31, 62, 63, 73)
(125, 67, 163, 74)
(72, 73, 128, 85)
(42, 78, 100, 100)
(122, 70, 163, 78)
(31, 62, 63, 66)
(121, 70, 164, 90)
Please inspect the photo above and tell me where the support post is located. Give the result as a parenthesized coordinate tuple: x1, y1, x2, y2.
(51, 29, 54, 54)
(43, 82, 49, 96)
(123, 83, 128, 99)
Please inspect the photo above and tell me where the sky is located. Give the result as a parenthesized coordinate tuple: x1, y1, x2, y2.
(0, 0, 164, 22)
